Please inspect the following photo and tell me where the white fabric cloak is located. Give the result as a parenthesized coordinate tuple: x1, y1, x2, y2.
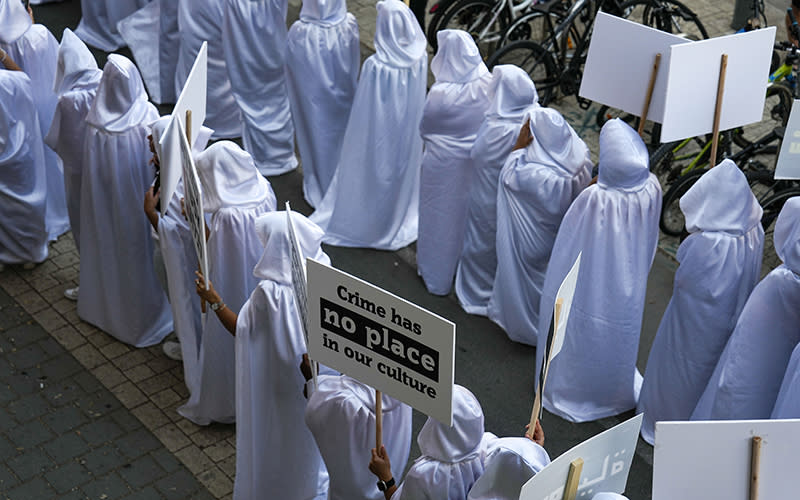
(771, 343, 800, 418)
(487, 107, 592, 345)
(233, 211, 328, 500)
(592, 495, 629, 500)
(467, 436, 550, 500)
(692, 197, 800, 420)
(0, 70, 48, 265)
(223, 0, 297, 176)
(454, 65, 538, 316)
(417, 29, 491, 296)
(637, 160, 763, 444)
(77, 54, 172, 347)
(534, 119, 662, 422)
(178, 142, 276, 425)
(285, 0, 360, 207)
(310, 0, 427, 251)
(44, 28, 102, 254)
(0, 0, 69, 240)
(394, 385, 491, 500)
(306, 374, 412, 500)
(76, 0, 150, 51)
(176, 0, 241, 139)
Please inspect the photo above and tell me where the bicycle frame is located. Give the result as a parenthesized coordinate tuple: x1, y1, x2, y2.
(473, 0, 539, 42)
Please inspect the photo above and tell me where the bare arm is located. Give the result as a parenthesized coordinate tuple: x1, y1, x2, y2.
(144, 187, 160, 231)
(195, 271, 237, 335)
(0, 49, 22, 72)
(370, 446, 398, 500)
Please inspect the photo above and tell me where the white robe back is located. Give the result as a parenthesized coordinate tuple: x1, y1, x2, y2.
(637, 160, 763, 443)
(535, 119, 661, 422)
(772, 343, 800, 418)
(76, 0, 150, 51)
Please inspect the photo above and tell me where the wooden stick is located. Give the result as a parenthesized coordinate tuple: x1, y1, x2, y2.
(528, 298, 565, 433)
(638, 53, 662, 137)
(709, 54, 728, 168)
(562, 458, 584, 500)
(750, 436, 762, 500)
(375, 389, 383, 450)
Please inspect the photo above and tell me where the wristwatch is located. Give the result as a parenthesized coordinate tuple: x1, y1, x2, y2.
(210, 301, 226, 312)
(376, 477, 395, 492)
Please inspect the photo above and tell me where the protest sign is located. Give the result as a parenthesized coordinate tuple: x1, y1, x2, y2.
(775, 99, 800, 179)
(307, 260, 455, 425)
(660, 27, 775, 142)
(653, 419, 800, 500)
(285, 202, 309, 344)
(519, 414, 642, 500)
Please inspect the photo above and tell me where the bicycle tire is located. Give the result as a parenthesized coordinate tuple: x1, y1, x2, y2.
(759, 187, 800, 276)
(427, 0, 460, 51)
(659, 169, 706, 236)
(731, 82, 793, 150)
(437, 0, 511, 58)
(497, 10, 562, 48)
(618, 0, 709, 41)
(485, 40, 558, 104)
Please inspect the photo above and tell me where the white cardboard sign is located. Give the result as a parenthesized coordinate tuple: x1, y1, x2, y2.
(285, 202, 309, 345)
(159, 41, 208, 216)
(549, 252, 581, 361)
(661, 27, 775, 142)
(520, 414, 642, 500)
(653, 419, 800, 500)
(307, 259, 455, 425)
(774, 99, 800, 179)
(579, 12, 687, 124)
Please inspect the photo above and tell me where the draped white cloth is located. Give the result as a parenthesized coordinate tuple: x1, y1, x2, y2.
(771, 344, 800, 418)
(0, 0, 69, 240)
(455, 65, 538, 316)
(44, 28, 102, 254)
(233, 211, 328, 500)
(534, 119, 662, 422)
(178, 142, 276, 425)
(76, 0, 150, 51)
(306, 375, 412, 500)
(637, 160, 763, 444)
(592, 495, 629, 500)
(417, 29, 491, 296)
(176, 0, 241, 139)
(467, 437, 550, 500)
(77, 55, 172, 347)
(394, 385, 491, 500)
(310, 0, 427, 250)
(285, 0, 360, 207)
(692, 197, 800, 420)
(0, 71, 48, 265)
(487, 108, 592, 345)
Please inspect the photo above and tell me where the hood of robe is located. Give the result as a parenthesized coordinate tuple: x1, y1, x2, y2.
(374, 0, 426, 68)
(0, 71, 35, 162)
(774, 196, 800, 273)
(0, 0, 32, 44)
(335, 375, 407, 413)
(524, 107, 588, 176)
(53, 28, 102, 96)
(252, 210, 327, 284)
(194, 141, 273, 213)
(468, 437, 549, 500)
(431, 30, 489, 84)
(591, 494, 629, 500)
(597, 118, 650, 190)
(148, 116, 214, 162)
(418, 385, 484, 462)
(680, 159, 762, 235)
(86, 54, 153, 133)
(299, 0, 347, 26)
(486, 64, 538, 121)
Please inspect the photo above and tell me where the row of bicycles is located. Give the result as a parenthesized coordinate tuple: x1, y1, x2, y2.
(425, 0, 800, 273)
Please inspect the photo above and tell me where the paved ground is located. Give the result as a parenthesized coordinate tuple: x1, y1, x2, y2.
(0, 0, 791, 499)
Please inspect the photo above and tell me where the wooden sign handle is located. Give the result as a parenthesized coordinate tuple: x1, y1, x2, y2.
(562, 458, 584, 500)
(529, 298, 565, 432)
(750, 436, 762, 500)
(375, 389, 383, 450)
(709, 54, 728, 168)
(638, 53, 662, 137)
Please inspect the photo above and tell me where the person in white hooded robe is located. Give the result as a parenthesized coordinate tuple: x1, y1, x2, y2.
(305, 372, 412, 500)
(455, 65, 538, 316)
(75, 0, 149, 51)
(771, 343, 800, 418)
(310, 0, 427, 251)
(78, 54, 173, 348)
(369, 385, 493, 500)
(196, 211, 327, 500)
(487, 107, 592, 346)
(534, 119, 661, 422)
(466, 435, 550, 500)
(0, 70, 48, 268)
(176, 0, 241, 139)
(285, 0, 360, 207)
(637, 160, 763, 444)
(691, 197, 800, 421)
(222, 0, 297, 176)
(178, 141, 276, 425)
(417, 29, 492, 296)
(0, 0, 69, 240)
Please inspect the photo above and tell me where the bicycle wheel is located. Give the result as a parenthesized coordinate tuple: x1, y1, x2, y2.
(731, 82, 793, 150)
(759, 187, 800, 276)
(659, 169, 706, 236)
(485, 40, 558, 104)
(619, 0, 709, 41)
(427, 0, 460, 51)
(497, 10, 560, 47)
(438, 0, 511, 58)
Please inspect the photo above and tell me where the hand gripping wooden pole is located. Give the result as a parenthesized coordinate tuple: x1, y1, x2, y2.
(528, 298, 565, 434)
(562, 458, 584, 500)
(638, 53, 662, 137)
(709, 54, 729, 168)
(375, 389, 383, 450)
(750, 436, 762, 500)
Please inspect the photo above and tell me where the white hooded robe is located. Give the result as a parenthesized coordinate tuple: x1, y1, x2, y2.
(76, 0, 150, 51)
(771, 343, 800, 418)
(467, 436, 550, 500)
